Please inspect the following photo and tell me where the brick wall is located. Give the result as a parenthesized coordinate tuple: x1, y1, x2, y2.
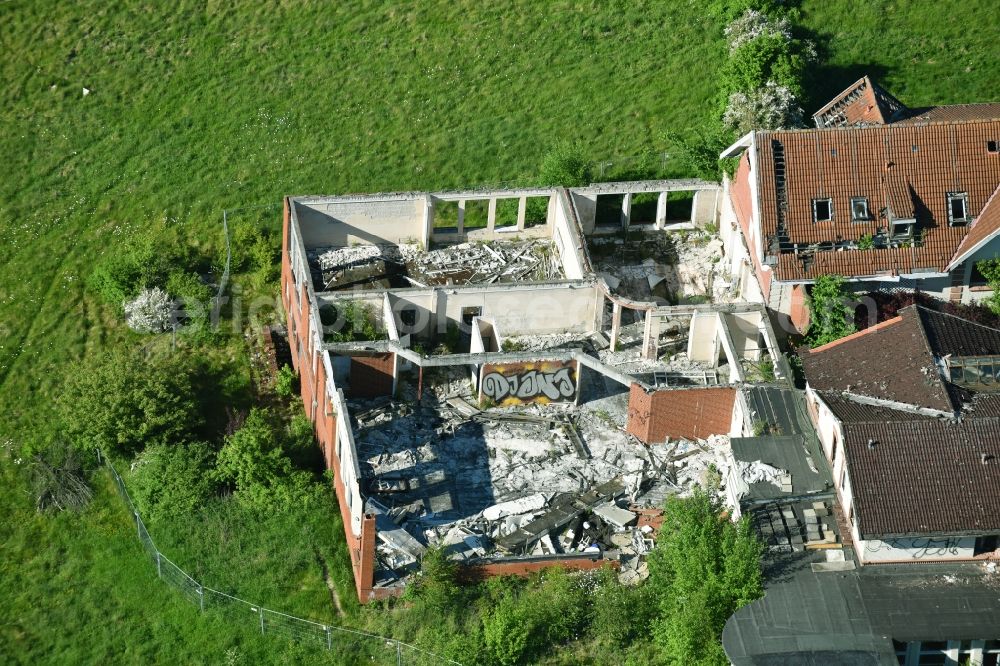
(350, 353, 395, 398)
(627, 383, 736, 443)
(730, 152, 772, 301)
(460, 557, 613, 583)
(789, 283, 810, 333)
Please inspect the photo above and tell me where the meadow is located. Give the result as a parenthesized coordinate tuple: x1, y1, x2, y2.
(1, 0, 998, 663)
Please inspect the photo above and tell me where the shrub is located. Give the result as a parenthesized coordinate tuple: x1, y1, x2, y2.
(60, 349, 203, 456)
(538, 140, 591, 187)
(229, 222, 279, 289)
(124, 287, 175, 333)
(213, 408, 320, 512)
(977, 258, 1000, 315)
(409, 547, 462, 612)
(325, 301, 380, 342)
(591, 568, 655, 646)
(806, 274, 857, 346)
(482, 591, 533, 666)
(129, 442, 218, 523)
(89, 228, 201, 309)
(274, 364, 297, 397)
(724, 9, 791, 52)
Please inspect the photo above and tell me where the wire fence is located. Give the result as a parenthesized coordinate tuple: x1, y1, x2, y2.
(101, 451, 461, 665)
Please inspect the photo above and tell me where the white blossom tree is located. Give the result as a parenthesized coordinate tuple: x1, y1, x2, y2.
(724, 9, 792, 53)
(124, 287, 174, 333)
(723, 80, 803, 135)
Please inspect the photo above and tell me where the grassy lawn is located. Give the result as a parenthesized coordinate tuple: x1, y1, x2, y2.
(1, 0, 998, 663)
(799, 0, 1000, 111)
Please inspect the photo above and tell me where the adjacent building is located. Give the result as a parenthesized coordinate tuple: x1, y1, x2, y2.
(719, 76, 1000, 330)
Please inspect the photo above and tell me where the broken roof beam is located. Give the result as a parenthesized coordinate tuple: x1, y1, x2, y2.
(494, 478, 626, 554)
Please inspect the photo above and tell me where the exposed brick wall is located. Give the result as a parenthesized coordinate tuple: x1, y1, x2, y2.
(350, 353, 395, 398)
(730, 152, 772, 301)
(460, 557, 614, 583)
(627, 383, 736, 442)
(789, 283, 810, 333)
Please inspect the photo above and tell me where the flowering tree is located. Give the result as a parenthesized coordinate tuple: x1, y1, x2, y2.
(724, 9, 791, 52)
(124, 287, 174, 333)
(723, 80, 803, 135)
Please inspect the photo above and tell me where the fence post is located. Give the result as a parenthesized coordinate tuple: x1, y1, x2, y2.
(396, 639, 401, 666)
(198, 587, 204, 612)
(156, 552, 162, 578)
(326, 626, 332, 650)
(259, 608, 265, 634)
(135, 511, 141, 539)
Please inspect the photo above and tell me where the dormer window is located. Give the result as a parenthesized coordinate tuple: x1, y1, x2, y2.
(891, 219, 915, 239)
(813, 198, 833, 223)
(947, 192, 969, 226)
(850, 197, 870, 221)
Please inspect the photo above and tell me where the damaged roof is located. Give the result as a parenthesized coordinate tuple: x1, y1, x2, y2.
(757, 118, 1000, 280)
(805, 307, 1000, 537)
(801, 307, 955, 413)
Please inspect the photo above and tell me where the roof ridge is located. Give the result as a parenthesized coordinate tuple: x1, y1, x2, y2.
(807, 316, 903, 353)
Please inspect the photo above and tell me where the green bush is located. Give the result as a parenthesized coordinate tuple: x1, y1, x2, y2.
(719, 33, 807, 102)
(976, 258, 1000, 315)
(129, 442, 218, 523)
(89, 228, 202, 310)
(647, 488, 764, 665)
(274, 364, 297, 397)
(591, 568, 656, 647)
(408, 547, 462, 612)
(538, 140, 591, 187)
(806, 274, 857, 346)
(229, 222, 279, 290)
(325, 301, 380, 342)
(213, 408, 321, 513)
(60, 349, 203, 456)
(482, 591, 534, 666)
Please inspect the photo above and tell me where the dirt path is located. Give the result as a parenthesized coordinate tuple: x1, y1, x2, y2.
(314, 547, 345, 617)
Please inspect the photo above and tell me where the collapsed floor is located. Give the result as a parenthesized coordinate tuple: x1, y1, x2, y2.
(350, 367, 736, 589)
(309, 238, 564, 291)
(589, 229, 737, 304)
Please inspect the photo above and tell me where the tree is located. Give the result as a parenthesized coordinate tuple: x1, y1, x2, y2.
(807, 274, 857, 346)
(60, 349, 203, 456)
(646, 489, 764, 665)
(124, 287, 175, 333)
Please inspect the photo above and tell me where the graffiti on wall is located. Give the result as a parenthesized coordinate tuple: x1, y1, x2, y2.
(862, 536, 972, 561)
(480, 361, 578, 405)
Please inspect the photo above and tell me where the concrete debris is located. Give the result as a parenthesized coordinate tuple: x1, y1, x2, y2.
(410, 240, 562, 285)
(482, 493, 547, 522)
(593, 502, 638, 529)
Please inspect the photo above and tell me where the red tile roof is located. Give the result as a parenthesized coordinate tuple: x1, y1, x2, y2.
(756, 120, 1000, 281)
(895, 104, 1000, 125)
(812, 76, 908, 128)
(948, 184, 1000, 270)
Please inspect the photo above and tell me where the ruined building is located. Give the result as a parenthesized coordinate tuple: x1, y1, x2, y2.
(278, 180, 790, 601)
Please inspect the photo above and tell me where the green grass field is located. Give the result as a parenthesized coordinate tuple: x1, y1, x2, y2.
(1, 0, 998, 663)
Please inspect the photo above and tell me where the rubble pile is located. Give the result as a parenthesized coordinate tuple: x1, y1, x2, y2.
(350, 389, 732, 587)
(409, 240, 562, 286)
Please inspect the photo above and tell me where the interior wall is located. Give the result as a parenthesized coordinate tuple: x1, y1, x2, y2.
(295, 198, 426, 247)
